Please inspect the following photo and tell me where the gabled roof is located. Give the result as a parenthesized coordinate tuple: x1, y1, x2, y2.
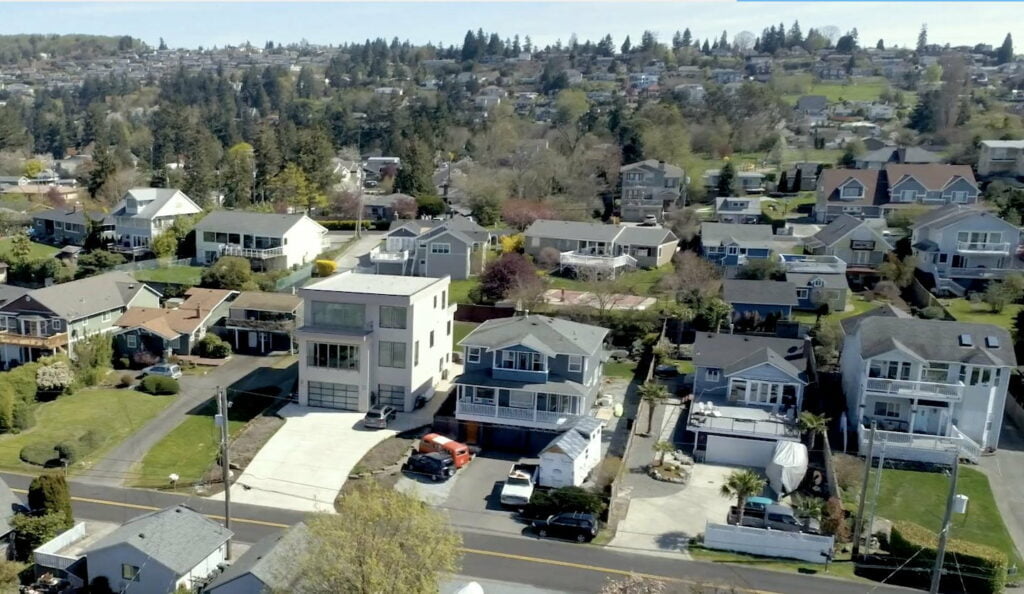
(700, 222, 774, 247)
(856, 317, 1016, 367)
(786, 272, 850, 290)
(524, 220, 622, 243)
(206, 523, 308, 592)
(12, 272, 156, 320)
(725, 346, 805, 381)
(911, 204, 1017, 232)
(459, 314, 608, 357)
(884, 164, 977, 191)
(714, 197, 761, 215)
(839, 303, 911, 336)
(722, 279, 799, 306)
(859, 146, 942, 165)
(115, 287, 235, 338)
(420, 215, 492, 244)
(807, 214, 891, 249)
(86, 505, 231, 576)
(541, 425, 589, 459)
(618, 225, 678, 246)
(110, 188, 202, 221)
(32, 208, 106, 226)
(196, 211, 326, 237)
(693, 332, 808, 378)
(620, 159, 684, 177)
(817, 169, 883, 205)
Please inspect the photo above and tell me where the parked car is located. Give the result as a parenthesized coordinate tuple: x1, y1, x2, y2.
(141, 364, 182, 380)
(531, 512, 599, 543)
(640, 214, 658, 226)
(727, 502, 821, 534)
(500, 462, 539, 508)
(401, 452, 455, 482)
(653, 364, 678, 378)
(414, 391, 434, 410)
(417, 433, 473, 468)
(363, 405, 397, 429)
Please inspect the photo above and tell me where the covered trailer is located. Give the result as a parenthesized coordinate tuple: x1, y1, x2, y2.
(765, 440, 808, 496)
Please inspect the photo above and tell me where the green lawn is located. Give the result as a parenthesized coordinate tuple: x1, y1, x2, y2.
(876, 467, 1020, 564)
(452, 321, 478, 351)
(0, 388, 174, 472)
(689, 546, 861, 581)
(942, 298, 1021, 329)
(778, 76, 896, 105)
(546, 263, 675, 297)
(449, 279, 478, 305)
(132, 265, 205, 286)
(793, 293, 879, 325)
(603, 360, 638, 380)
(0, 237, 59, 261)
(762, 192, 817, 219)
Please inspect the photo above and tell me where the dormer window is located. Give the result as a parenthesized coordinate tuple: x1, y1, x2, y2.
(840, 183, 864, 199)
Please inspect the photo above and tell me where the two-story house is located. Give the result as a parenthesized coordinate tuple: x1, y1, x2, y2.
(704, 170, 765, 196)
(223, 291, 303, 355)
(840, 317, 1015, 463)
(369, 216, 492, 280)
(524, 220, 678, 275)
(454, 315, 608, 451)
(854, 145, 942, 170)
(778, 254, 850, 313)
(884, 164, 979, 207)
(803, 214, 892, 272)
(0, 272, 161, 366)
(910, 205, 1022, 296)
(109, 188, 203, 255)
(31, 207, 110, 246)
(619, 159, 685, 223)
(977, 139, 1024, 177)
(297, 272, 453, 412)
(195, 211, 328, 271)
(700, 223, 775, 267)
(713, 197, 761, 224)
(688, 332, 810, 466)
(814, 169, 885, 223)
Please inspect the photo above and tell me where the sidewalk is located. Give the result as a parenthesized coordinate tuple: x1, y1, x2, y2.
(978, 415, 1024, 561)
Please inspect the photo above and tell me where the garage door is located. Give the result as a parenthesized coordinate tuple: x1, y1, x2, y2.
(377, 384, 406, 412)
(307, 381, 359, 410)
(704, 435, 777, 467)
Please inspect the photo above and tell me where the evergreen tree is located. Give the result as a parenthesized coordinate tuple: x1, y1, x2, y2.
(620, 35, 632, 54)
(788, 21, 803, 48)
(701, 39, 710, 54)
(998, 33, 1014, 65)
(716, 161, 737, 197)
(460, 30, 477, 61)
(158, 37, 167, 51)
(917, 24, 928, 53)
(28, 475, 73, 527)
(876, 39, 885, 50)
(682, 28, 692, 48)
(719, 30, 730, 50)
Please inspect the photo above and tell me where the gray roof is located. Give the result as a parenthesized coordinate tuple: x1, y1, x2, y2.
(15, 272, 154, 320)
(363, 193, 414, 207)
(858, 146, 941, 165)
(459, 314, 608, 357)
(714, 197, 761, 216)
(857, 317, 1016, 367)
(809, 214, 869, 247)
(0, 285, 30, 308)
(206, 523, 308, 592)
(911, 204, 1017, 232)
(454, 369, 589, 398)
(86, 505, 231, 576)
(230, 291, 301, 313)
(525, 220, 621, 243)
(840, 303, 911, 336)
(723, 279, 799, 306)
(32, 208, 105, 226)
(981, 140, 1024, 149)
(196, 211, 324, 237)
(110, 188, 201, 220)
(786, 272, 850, 291)
(0, 478, 19, 535)
(617, 225, 678, 246)
(693, 332, 807, 378)
(620, 159, 684, 177)
(542, 425, 589, 459)
(700, 222, 774, 247)
(420, 215, 492, 244)
(796, 95, 828, 112)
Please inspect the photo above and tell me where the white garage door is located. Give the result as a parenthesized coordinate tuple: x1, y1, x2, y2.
(704, 435, 777, 467)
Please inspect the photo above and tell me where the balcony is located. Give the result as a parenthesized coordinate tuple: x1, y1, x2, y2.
(859, 424, 981, 464)
(109, 244, 149, 255)
(559, 251, 637, 270)
(456, 401, 582, 428)
(0, 331, 68, 350)
(779, 254, 847, 274)
(956, 241, 1011, 255)
(865, 377, 964, 402)
(369, 246, 411, 264)
(935, 265, 1018, 280)
(688, 401, 800, 438)
(224, 317, 296, 333)
(221, 244, 284, 259)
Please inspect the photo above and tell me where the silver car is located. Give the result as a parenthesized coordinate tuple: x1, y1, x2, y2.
(142, 364, 182, 380)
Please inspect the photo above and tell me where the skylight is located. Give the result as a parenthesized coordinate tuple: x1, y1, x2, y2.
(958, 334, 973, 347)
(986, 336, 1000, 348)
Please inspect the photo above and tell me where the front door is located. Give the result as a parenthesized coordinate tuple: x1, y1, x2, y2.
(247, 331, 258, 350)
(914, 406, 942, 435)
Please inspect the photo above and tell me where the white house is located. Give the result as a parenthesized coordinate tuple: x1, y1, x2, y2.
(297, 271, 453, 412)
(195, 211, 328, 270)
(840, 316, 1015, 464)
(109, 188, 203, 255)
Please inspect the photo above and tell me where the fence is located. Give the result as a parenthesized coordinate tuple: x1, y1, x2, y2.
(703, 522, 835, 563)
(454, 303, 516, 324)
(34, 522, 87, 572)
(821, 432, 841, 501)
(274, 263, 314, 291)
(111, 257, 193, 273)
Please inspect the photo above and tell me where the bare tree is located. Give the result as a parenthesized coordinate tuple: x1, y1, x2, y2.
(658, 251, 721, 303)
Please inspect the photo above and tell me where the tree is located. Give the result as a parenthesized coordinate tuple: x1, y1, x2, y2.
(416, 194, 445, 217)
(797, 412, 830, 452)
(9, 231, 31, 264)
(716, 161, 737, 197)
(662, 207, 700, 242)
(735, 258, 785, 281)
(478, 253, 540, 303)
(652, 441, 675, 467)
(22, 159, 43, 178)
(811, 320, 843, 369)
(878, 253, 917, 288)
(293, 481, 460, 593)
(916, 24, 928, 54)
(74, 250, 125, 279)
(221, 142, 255, 207)
(621, 36, 632, 55)
(638, 382, 669, 435)
(468, 194, 501, 227)
(73, 333, 113, 386)
(28, 474, 73, 526)
(12, 513, 69, 560)
(998, 33, 1014, 65)
(719, 469, 766, 525)
(151, 231, 178, 259)
(393, 196, 418, 219)
(268, 163, 325, 212)
(502, 199, 556, 230)
(983, 277, 1024, 313)
(36, 360, 73, 394)
(659, 251, 720, 303)
(200, 256, 256, 291)
(876, 39, 885, 50)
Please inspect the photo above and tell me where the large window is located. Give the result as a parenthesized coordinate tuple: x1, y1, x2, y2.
(310, 301, 365, 331)
(498, 350, 545, 372)
(307, 342, 359, 370)
(431, 243, 451, 254)
(874, 401, 901, 418)
(307, 381, 359, 410)
(379, 306, 407, 329)
(869, 360, 912, 381)
(537, 392, 580, 415)
(922, 362, 951, 383)
(379, 341, 407, 368)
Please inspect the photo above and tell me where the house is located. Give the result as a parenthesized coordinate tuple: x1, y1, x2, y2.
(884, 164, 979, 207)
(297, 272, 452, 412)
(688, 332, 810, 466)
(0, 272, 161, 366)
(370, 216, 492, 280)
(781, 162, 822, 193)
(31, 207, 110, 246)
(619, 159, 685, 223)
(205, 523, 308, 594)
(112, 287, 235, 362)
(223, 291, 303, 355)
(839, 302, 912, 337)
(108, 188, 203, 256)
(778, 254, 850, 312)
(454, 315, 608, 451)
(722, 279, 798, 329)
(364, 157, 401, 179)
(699, 223, 775, 267)
(977, 139, 1024, 177)
(814, 169, 885, 222)
(840, 317, 1015, 463)
(803, 214, 893, 271)
(524, 220, 678, 275)
(704, 170, 766, 195)
(83, 505, 231, 593)
(537, 416, 603, 488)
(910, 205, 1023, 296)
(195, 211, 328, 270)
(362, 193, 413, 221)
(713, 197, 761, 224)
(795, 95, 828, 115)
(855, 146, 942, 170)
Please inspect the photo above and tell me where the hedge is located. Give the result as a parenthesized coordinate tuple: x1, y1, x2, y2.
(889, 520, 1007, 594)
(140, 376, 180, 395)
(19, 443, 57, 466)
(314, 219, 391, 231)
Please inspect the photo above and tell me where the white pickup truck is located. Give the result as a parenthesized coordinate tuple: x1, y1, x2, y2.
(499, 462, 539, 508)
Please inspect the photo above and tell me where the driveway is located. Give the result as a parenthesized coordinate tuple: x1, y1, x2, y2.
(979, 415, 1024, 559)
(333, 231, 383, 270)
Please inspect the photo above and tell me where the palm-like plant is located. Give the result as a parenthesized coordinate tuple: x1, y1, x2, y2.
(719, 469, 766, 525)
(652, 440, 676, 467)
(797, 411, 830, 451)
(638, 382, 669, 435)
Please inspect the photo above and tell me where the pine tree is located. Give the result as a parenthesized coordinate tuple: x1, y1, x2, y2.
(997, 33, 1014, 65)
(158, 37, 168, 51)
(28, 475, 73, 527)
(719, 30, 729, 50)
(876, 39, 885, 50)
(701, 39, 710, 55)
(682, 28, 692, 48)
(620, 35, 632, 54)
(917, 24, 928, 54)
(787, 21, 803, 48)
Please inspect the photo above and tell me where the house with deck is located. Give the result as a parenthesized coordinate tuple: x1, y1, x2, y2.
(840, 317, 1015, 463)
(369, 216, 492, 280)
(108, 188, 203, 256)
(223, 291, 303, 355)
(195, 211, 327, 271)
(704, 170, 765, 195)
(31, 207, 110, 246)
(802, 214, 892, 274)
(700, 223, 775, 267)
(524, 220, 677, 275)
(713, 197, 761, 224)
(619, 159, 685, 223)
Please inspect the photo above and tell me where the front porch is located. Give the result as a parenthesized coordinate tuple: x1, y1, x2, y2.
(455, 384, 585, 430)
(858, 423, 981, 463)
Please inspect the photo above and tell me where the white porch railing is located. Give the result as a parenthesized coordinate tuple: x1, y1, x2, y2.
(859, 424, 980, 463)
(559, 251, 637, 269)
(935, 265, 1017, 279)
(864, 377, 963, 401)
(222, 244, 284, 259)
(779, 254, 847, 274)
(956, 241, 1011, 254)
(456, 401, 579, 426)
(951, 425, 983, 462)
(369, 246, 410, 263)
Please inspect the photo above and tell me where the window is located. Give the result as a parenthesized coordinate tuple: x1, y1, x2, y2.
(467, 347, 481, 364)
(952, 191, 968, 203)
(307, 381, 359, 410)
(869, 360, 912, 380)
(310, 302, 365, 331)
(705, 368, 720, 382)
(874, 401, 901, 418)
(307, 343, 359, 370)
(414, 341, 420, 366)
(969, 366, 994, 387)
(431, 243, 451, 254)
(379, 341, 407, 368)
(568, 355, 583, 373)
(442, 290, 447, 304)
(796, 288, 809, 299)
(429, 330, 435, 348)
(379, 306, 407, 329)
(447, 321, 451, 336)
(122, 564, 140, 582)
(101, 311, 111, 322)
(726, 246, 738, 255)
(811, 277, 824, 288)
(433, 295, 437, 308)
(203, 231, 216, 242)
(498, 350, 545, 372)
(841, 184, 863, 198)
(126, 335, 137, 349)
(923, 362, 950, 383)
(900, 190, 917, 203)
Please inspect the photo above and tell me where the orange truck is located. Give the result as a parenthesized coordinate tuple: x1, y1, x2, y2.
(418, 433, 473, 469)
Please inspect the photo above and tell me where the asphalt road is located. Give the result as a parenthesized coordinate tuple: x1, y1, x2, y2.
(0, 472, 912, 594)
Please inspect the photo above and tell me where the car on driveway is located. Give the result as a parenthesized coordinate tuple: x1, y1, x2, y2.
(363, 405, 397, 429)
(531, 512, 599, 543)
(401, 452, 455, 482)
(653, 364, 678, 379)
(141, 364, 182, 380)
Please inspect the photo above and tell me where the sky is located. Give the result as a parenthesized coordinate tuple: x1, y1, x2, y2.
(1, 2, 1022, 51)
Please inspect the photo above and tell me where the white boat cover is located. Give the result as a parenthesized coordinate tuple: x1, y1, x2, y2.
(766, 440, 808, 496)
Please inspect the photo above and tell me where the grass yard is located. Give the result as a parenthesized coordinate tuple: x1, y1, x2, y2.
(603, 360, 638, 380)
(942, 298, 1021, 330)
(762, 192, 817, 219)
(875, 466, 1020, 565)
(0, 237, 59, 261)
(546, 263, 675, 297)
(132, 265, 205, 286)
(0, 388, 174, 472)
(452, 321, 478, 352)
(448, 279, 478, 305)
(778, 76, 896, 105)
(689, 546, 861, 581)
(793, 293, 880, 325)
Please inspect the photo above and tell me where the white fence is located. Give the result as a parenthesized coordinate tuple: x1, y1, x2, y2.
(703, 522, 835, 563)
(34, 522, 87, 571)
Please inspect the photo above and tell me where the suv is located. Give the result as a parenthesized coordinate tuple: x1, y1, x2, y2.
(401, 452, 455, 482)
(141, 364, 182, 380)
(531, 512, 599, 543)
(363, 405, 397, 429)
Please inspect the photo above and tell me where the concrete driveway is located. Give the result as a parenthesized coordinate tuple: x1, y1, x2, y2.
(438, 454, 527, 535)
(979, 416, 1024, 559)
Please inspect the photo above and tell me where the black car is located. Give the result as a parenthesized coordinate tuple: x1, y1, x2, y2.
(653, 364, 679, 379)
(531, 512, 599, 543)
(363, 405, 397, 429)
(401, 452, 455, 481)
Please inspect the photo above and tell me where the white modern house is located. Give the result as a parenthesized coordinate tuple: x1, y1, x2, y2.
(297, 271, 453, 412)
(840, 316, 1015, 463)
(109, 188, 203, 255)
(195, 211, 328, 270)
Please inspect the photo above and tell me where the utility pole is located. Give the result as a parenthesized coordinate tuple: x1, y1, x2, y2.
(864, 442, 887, 553)
(852, 421, 876, 558)
(216, 386, 233, 560)
(930, 452, 961, 594)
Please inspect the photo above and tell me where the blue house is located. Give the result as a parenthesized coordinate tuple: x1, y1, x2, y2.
(700, 223, 775, 267)
(722, 279, 798, 331)
(778, 254, 850, 313)
(454, 315, 608, 451)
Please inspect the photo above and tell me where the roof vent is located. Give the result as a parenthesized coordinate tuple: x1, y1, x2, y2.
(958, 334, 973, 347)
(986, 336, 1000, 348)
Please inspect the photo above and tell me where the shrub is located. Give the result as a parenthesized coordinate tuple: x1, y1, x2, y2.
(11, 513, 71, 560)
(54, 442, 77, 464)
(919, 305, 946, 319)
(832, 454, 864, 492)
(28, 474, 73, 526)
(314, 259, 338, 277)
(118, 373, 134, 388)
(195, 334, 232, 359)
(19, 443, 56, 466)
(313, 219, 372, 231)
(36, 361, 74, 394)
(12, 401, 34, 431)
(116, 356, 130, 370)
(820, 496, 850, 542)
(132, 351, 159, 369)
(5, 362, 39, 403)
(526, 486, 606, 520)
(889, 520, 1007, 594)
(140, 376, 180, 395)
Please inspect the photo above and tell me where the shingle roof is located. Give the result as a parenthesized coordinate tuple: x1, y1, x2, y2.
(809, 214, 867, 247)
(542, 425, 589, 459)
(111, 188, 202, 220)
(115, 287, 234, 338)
(911, 204, 1015, 232)
(32, 208, 105, 226)
(230, 291, 302, 313)
(714, 197, 761, 215)
(839, 303, 911, 336)
(859, 146, 942, 165)
(817, 169, 884, 206)
(206, 523, 308, 592)
(86, 505, 231, 576)
(196, 211, 325, 237)
(786, 272, 850, 290)
(363, 193, 414, 207)
(459, 314, 608, 357)
(885, 164, 977, 191)
(856, 317, 1016, 367)
(618, 225, 678, 246)
(700, 222, 774, 247)
(620, 159, 684, 177)
(22, 272, 154, 320)
(693, 332, 807, 377)
(525, 220, 622, 243)
(722, 279, 799, 306)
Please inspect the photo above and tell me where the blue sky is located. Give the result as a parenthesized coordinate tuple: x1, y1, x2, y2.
(3, 2, 1022, 51)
